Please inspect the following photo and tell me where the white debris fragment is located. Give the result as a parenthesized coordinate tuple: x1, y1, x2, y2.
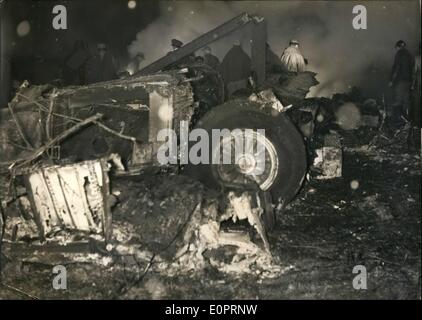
(314, 133, 342, 179)
(153, 192, 281, 278)
(314, 147, 342, 179)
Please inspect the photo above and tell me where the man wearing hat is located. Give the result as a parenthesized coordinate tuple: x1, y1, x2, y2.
(166, 38, 195, 68)
(202, 46, 220, 70)
(388, 40, 415, 127)
(280, 39, 306, 73)
(126, 52, 145, 75)
(171, 38, 183, 51)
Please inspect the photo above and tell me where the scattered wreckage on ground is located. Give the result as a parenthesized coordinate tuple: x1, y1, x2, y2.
(0, 13, 384, 276)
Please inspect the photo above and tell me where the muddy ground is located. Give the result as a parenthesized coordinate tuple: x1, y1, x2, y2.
(0, 126, 420, 300)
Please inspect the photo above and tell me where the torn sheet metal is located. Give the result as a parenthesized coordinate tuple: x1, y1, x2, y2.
(160, 195, 281, 277)
(249, 89, 291, 114)
(223, 191, 271, 253)
(24, 159, 112, 240)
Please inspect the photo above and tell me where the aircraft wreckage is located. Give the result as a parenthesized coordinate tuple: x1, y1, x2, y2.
(0, 13, 335, 276)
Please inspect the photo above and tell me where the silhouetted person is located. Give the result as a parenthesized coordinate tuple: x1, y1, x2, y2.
(202, 46, 220, 70)
(85, 43, 117, 84)
(280, 39, 306, 73)
(408, 43, 421, 151)
(219, 40, 251, 97)
(62, 40, 90, 85)
(130, 52, 145, 74)
(388, 40, 414, 127)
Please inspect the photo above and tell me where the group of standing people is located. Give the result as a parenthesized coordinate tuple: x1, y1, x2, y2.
(162, 37, 307, 98)
(63, 36, 308, 92)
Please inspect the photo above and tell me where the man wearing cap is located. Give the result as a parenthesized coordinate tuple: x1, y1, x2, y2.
(166, 39, 195, 68)
(171, 38, 183, 51)
(388, 40, 414, 127)
(202, 46, 220, 70)
(135, 52, 145, 65)
(126, 52, 145, 75)
(280, 39, 306, 73)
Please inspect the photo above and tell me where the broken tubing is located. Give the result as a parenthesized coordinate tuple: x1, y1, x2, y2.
(156, 121, 267, 175)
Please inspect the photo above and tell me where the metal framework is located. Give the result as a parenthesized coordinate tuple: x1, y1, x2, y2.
(139, 12, 267, 85)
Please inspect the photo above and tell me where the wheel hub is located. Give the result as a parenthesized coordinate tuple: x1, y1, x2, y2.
(237, 154, 257, 174)
(212, 129, 279, 191)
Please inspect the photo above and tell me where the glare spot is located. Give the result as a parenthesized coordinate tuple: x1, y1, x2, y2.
(126, 67, 134, 76)
(350, 180, 359, 190)
(167, 6, 173, 12)
(316, 114, 324, 122)
(335, 102, 361, 130)
(127, 0, 137, 9)
(158, 105, 173, 122)
(16, 20, 30, 37)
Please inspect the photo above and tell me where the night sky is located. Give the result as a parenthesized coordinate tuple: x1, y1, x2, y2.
(4, 0, 159, 83)
(1, 0, 421, 99)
